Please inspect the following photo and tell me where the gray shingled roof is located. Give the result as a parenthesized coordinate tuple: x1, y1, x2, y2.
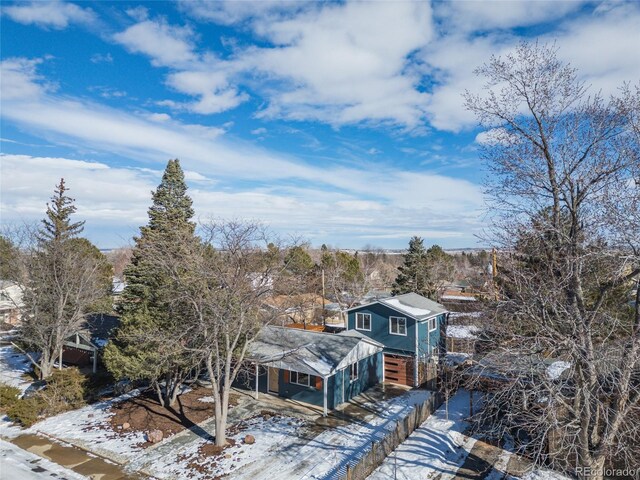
(246, 326, 382, 377)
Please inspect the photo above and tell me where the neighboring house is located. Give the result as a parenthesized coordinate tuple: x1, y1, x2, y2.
(245, 325, 384, 416)
(446, 325, 480, 354)
(0, 281, 24, 326)
(62, 313, 120, 373)
(346, 293, 448, 387)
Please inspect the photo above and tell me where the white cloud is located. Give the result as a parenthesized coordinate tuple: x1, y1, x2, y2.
(0, 58, 485, 248)
(113, 19, 197, 67)
(145, 112, 171, 122)
(0, 58, 49, 101)
(251, 127, 267, 135)
(420, 1, 640, 132)
(3, 0, 96, 29)
(435, 1, 586, 33)
(0, 154, 153, 225)
(113, 2, 434, 128)
(179, 0, 306, 26)
(165, 69, 247, 114)
(243, 1, 434, 129)
(90, 53, 113, 64)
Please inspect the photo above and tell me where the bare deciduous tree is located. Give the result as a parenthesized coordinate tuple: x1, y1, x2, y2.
(11, 180, 111, 379)
(463, 42, 640, 478)
(176, 221, 290, 447)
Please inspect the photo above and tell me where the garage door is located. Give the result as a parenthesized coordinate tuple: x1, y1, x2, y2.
(384, 354, 414, 386)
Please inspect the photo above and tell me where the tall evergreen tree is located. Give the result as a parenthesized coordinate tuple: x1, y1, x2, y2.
(37, 179, 85, 244)
(392, 236, 430, 296)
(105, 159, 201, 408)
(392, 238, 453, 299)
(18, 179, 110, 379)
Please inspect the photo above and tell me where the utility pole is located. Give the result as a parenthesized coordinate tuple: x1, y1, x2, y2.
(492, 247, 498, 301)
(321, 268, 326, 327)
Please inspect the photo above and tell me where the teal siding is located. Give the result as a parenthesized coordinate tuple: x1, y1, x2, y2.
(348, 305, 448, 358)
(246, 352, 383, 411)
(347, 303, 417, 355)
(279, 371, 326, 407)
(332, 352, 383, 407)
(417, 313, 446, 358)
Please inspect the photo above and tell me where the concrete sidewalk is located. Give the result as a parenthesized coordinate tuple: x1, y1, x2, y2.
(10, 434, 147, 480)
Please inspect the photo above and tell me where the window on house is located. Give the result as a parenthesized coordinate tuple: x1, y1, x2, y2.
(290, 370, 310, 387)
(350, 362, 359, 382)
(356, 312, 371, 331)
(429, 317, 437, 332)
(389, 316, 407, 336)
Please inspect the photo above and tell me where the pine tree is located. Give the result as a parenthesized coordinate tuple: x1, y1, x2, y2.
(392, 236, 430, 296)
(37, 179, 85, 244)
(105, 159, 200, 408)
(18, 180, 110, 379)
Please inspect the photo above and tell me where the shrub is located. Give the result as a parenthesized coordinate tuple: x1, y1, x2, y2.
(0, 383, 21, 413)
(38, 367, 86, 415)
(7, 397, 45, 427)
(5, 368, 90, 427)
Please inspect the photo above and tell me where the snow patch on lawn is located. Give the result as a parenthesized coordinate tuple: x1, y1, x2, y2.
(0, 345, 34, 393)
(546, 361, 571, 380)
(197, 396, 216, 403)
(146, 415, 306, 479)
(27, 389, 146, 463)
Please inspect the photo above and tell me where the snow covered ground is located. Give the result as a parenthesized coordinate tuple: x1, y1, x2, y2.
(127, 388, 432, 480)
(0, 345, 34, 393)
(139, 414, 307, 479)
(216, 389, 432, 480)
(0, 438, 88, 480)
(447, 325, 481, 339)
(368, 390, 477, 480)
(26, 389, 146, 464)
(368, 390, 569, 480)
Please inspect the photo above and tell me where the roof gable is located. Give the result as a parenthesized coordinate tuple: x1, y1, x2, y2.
(247, 326, 383, 377)
(347, 293, 447, 321)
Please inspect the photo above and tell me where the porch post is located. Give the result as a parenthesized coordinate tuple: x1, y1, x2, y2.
(59, 346, 63, 369)
(414, 321, 419, 387)
(92, 348, 97, 373)
(255, 363, 259, 400)
(323, 376, 328, 417)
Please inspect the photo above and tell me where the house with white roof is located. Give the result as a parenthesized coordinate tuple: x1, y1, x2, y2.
(346, 293, 449, 387)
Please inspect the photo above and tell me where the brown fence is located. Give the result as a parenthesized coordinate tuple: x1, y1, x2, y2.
(339, 391, 445, 480)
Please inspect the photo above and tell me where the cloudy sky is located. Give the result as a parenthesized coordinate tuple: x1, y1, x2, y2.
(1, 1, 639, 249)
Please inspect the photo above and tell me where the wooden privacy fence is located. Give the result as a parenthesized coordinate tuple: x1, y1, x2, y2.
(339, 391, 445, 480)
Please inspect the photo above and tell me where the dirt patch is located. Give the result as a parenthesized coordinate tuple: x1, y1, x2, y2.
(108, 387, 239, 447)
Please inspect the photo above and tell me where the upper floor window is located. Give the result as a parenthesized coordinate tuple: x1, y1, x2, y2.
(428, 317, 438, 332)
(389, 316, 407, 336)
(356, 312, 371, 331)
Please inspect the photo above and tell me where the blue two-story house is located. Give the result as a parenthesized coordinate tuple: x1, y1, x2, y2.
(346, 293, 448, 387)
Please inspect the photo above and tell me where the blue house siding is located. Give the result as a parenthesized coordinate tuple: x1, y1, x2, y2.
(279, 371, 326, 408)
(417, 313, 446, 358)
(347, 303, 417, 355)
(243, 352, 383, 411)
(332, 352, 383, 407)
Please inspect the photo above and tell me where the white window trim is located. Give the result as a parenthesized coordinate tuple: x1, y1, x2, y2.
(350, 362, 359, 383)
(356, 312, 372, 331)
(290, 370, 311, 387)
(428, 316, 438, 332)
(389, 316, 407, 336)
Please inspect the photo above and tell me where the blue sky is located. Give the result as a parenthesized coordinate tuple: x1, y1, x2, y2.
(1, 1, 639, 249)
